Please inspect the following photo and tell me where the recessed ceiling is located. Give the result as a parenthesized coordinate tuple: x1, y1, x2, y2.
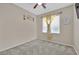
(15, 3, 73, 15)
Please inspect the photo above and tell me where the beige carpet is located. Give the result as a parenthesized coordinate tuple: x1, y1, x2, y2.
(0, 39, 77, 55)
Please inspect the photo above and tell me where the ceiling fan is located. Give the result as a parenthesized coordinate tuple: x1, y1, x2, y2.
(33, 3, 46, 9)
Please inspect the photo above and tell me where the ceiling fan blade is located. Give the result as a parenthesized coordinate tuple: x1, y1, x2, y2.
(33, 3, 38, 9)
(42, 3, 46, 8)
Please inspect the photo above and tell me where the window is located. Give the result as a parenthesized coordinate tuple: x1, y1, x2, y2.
(42, 15, 60, 34)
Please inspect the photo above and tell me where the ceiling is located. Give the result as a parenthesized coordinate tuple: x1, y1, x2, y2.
(15, 3, 73, 15)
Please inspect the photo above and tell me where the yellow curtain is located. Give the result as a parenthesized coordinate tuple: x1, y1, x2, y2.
(44, 15, 55, 40)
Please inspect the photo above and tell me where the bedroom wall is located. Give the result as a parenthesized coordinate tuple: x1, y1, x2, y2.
(0, 3, 37, 51)
(36, 5, 74, 45)
(73, 4, 79, 54)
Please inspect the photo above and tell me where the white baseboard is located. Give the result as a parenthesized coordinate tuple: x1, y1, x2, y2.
(73, 46, 79, 55)
(0, 38, 36, 52)
(40, 39, 78, 54)
(40, 39, 73, 47)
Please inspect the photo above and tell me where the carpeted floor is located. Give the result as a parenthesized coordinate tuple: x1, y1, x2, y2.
(0, 39, 77, 55)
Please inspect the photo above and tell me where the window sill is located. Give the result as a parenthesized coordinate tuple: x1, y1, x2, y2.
(42, 32, 60, 35)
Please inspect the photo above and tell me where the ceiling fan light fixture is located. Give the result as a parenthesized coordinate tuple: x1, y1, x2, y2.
(33, 3, 46, 9)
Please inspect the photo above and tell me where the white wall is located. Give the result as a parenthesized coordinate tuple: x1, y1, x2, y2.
(37, 5, 74, 46)
(73, 4, 79, 54)
(0, 4, 37, 51)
